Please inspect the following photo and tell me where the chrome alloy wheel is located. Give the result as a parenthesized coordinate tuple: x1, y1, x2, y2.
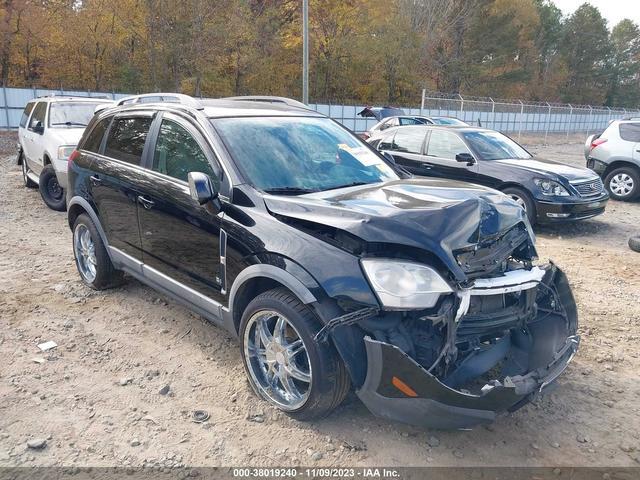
(73, 224, 97, 283)
(609, 173, 634, 197)
(509, 193, 527, 211)
(243, 310, 312, 410)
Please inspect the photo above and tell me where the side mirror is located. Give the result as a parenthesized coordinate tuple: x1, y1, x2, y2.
(455, 152, 475, 166)
(33, 122, 44, 134)
(188, 172, 220, 209)
(382, 151, 396, 165)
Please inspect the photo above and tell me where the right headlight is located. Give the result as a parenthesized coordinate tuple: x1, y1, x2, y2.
(361, 259, 453, 310)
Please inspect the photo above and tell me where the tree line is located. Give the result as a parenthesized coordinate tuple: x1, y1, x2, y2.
(1, 0, 639, 107)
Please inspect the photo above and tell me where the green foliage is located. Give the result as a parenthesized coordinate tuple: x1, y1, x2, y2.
(0, 0, 638, 107)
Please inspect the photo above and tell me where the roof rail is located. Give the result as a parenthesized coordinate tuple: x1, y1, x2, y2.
(115, 93, 199, 107)
(36, 94, 111, 100)
(222, 96, 310, 110)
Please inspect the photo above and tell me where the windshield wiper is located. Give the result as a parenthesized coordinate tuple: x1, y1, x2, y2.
(263, 187, 319, 196)
(322, 181, 370, 192)
(50, 121, 87, 127)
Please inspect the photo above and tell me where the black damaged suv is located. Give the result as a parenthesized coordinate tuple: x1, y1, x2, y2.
(67, 97, 579, 429)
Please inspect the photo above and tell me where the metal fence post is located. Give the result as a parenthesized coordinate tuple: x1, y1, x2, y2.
(567, 104, 573, 140)
(2, 86, 10, 129)
(544, 102, 551, 143)
(458, 94, 464, 120)
(587, 106, 593, 136)
(489, 97, 495, 130)
(420, 89, 426, 115)
(518, 100, 524, 141)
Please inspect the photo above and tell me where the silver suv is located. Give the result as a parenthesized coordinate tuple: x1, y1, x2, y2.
(585, 119, 640, 201)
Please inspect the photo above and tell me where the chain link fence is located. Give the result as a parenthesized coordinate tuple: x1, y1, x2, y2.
(309, 91, 640, 139)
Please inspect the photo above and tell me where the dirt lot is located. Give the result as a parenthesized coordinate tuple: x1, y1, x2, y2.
(1, 131, 639, 468)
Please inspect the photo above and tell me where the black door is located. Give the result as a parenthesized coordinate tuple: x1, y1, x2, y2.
(137, 113, 225, 303)
(90, 114, 154, 260)
(421, 129, 479, 183)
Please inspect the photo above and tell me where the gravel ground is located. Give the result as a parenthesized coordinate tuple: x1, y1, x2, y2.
(1, 131, 639, 468)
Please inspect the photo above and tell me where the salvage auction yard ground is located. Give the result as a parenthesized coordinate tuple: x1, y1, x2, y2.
(1, 131, 639, 468)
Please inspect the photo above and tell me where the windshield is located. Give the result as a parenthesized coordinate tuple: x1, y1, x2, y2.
(49, 102, 101, 127)
(462, 130, 532, 160)
(212, 116, 399, 194)
(432, 117, 467, 126)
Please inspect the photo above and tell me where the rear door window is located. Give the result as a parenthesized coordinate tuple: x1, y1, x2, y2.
(20, 102, 35, 128)
(619, 123, 640, 142)
(29, 102, 47, 130)
(390, 129, 426, 154)
(82, 116, 112, 153)
(427, 130, 470, 160)
(104, 117, 153, 165)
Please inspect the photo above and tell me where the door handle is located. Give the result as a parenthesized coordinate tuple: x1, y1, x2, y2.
(137, 195, 155, 209)
(90, 175, 102, 186)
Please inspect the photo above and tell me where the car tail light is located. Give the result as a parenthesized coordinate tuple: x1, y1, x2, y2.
(68, 149, 80, 170)
(590, 138, 607, 151)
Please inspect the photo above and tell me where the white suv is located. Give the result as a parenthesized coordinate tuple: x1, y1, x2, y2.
(18, 96, 113, 210)
(585, 119, 640, 201)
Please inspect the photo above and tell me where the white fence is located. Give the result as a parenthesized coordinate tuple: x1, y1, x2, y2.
(3, 86, 638, 138)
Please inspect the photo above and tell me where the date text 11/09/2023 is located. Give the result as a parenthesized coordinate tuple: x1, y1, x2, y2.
(232, 468, 401, 478)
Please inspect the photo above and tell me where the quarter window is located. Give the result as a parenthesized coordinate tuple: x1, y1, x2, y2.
(29, 102, 47, 130)
(20, 102, 35, 128)
(390, 129, 425, 154)
(427, 130, 470, 160)
(82, 116, 112, 153)
(104, 117, 152, 165)
(152, 119, 218, 184)
(619, 123, 640, 142)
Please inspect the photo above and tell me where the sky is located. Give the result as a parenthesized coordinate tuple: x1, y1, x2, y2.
(553, 0, 640, 27)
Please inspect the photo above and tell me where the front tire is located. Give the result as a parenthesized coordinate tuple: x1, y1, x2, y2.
(239, 288, 350, 421)
(39, 165, 66, 211)
(604, 167, 639, 201)
(629, 236, 640, 253)
(72, 214, 123, 290)
(502, 186, 536, 225)
(20, 153, 37, 188)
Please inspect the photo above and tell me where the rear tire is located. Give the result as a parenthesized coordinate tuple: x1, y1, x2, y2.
(39, 165, 66, 211)
(20, 153, 37, 188)
(72, 213, 124, 290)
(239, 288, 350, 421)
(502, 187, 536, 225)
(604, 167, 639, 201)
(629, 236, 640, 253)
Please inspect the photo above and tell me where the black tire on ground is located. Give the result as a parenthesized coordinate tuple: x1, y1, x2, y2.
(20, 152, 38, 188)
(72, 213, 124, 290)
(604, 167, 640, 201)
(38, 164, 66, 211)
(502, 186, 536, 225)
(629, 236, 640, 253)
(239, 288, 351, 421)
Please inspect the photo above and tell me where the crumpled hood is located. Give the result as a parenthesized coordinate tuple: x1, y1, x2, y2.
(263, 179, 534, 281)
(49, 127, 85, 147)
(495, 157, 598, 183)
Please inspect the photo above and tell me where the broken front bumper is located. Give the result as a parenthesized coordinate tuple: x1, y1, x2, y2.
(355, 265, 580, 429)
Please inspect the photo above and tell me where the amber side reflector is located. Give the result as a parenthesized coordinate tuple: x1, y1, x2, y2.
(392, 376, 418, 398)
